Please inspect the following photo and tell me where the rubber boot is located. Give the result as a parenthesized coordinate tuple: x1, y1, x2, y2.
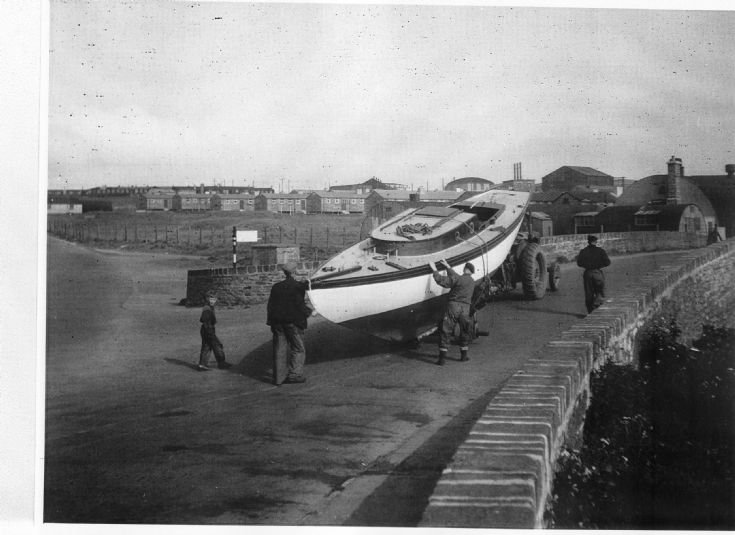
(437, 350, 447, 366)
(460, 349, 469, 362)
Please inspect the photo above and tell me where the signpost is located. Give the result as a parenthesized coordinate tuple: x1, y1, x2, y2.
(232, 227, 259, 272)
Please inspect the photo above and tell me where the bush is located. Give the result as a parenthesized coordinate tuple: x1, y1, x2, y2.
(546, 324, 735, 529)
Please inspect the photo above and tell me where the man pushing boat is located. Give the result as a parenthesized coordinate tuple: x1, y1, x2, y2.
(429, 259, 475, 366)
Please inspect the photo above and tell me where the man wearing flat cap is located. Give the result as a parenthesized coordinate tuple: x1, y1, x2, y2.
(197, 290, 233, 371)
(266, 260, 312, 385)
(577, 235, 611, 314)
(429, 259, 476, 365)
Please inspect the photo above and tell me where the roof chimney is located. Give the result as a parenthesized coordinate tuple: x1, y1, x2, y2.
(726, 164, 735, 178)
(666, 156, 683, 205)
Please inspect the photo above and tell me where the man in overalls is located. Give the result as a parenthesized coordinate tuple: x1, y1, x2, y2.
(430, 259, 475, 365)
(576, 235, 611, 314)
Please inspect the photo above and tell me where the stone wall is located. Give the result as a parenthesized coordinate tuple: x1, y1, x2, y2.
(540, 231, 707, 264)
(186, 261, 319, 307)
(420, 239, 735, 528)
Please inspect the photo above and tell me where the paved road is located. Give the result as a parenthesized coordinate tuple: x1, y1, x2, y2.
(43, 237, 686, 525)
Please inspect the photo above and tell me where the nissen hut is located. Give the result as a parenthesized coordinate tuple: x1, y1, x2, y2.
(585, 203, 708, 235)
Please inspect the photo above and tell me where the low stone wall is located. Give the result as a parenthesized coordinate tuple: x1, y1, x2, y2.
(420, 239, 735, 528)
(540, 231, 707, 264)
(186, 261, 319, 307)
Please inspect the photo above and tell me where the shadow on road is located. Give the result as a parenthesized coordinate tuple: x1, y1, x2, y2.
(163, 357, 201, 372)
(235, 322, 396, 384)
(343, 386, 504, 527)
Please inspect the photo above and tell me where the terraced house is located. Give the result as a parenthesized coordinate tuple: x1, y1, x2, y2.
(254, 192, 309, 213)
(306, 191, 367, 214)
(211, 193, 255, 212)
(173, 190, 212, 211)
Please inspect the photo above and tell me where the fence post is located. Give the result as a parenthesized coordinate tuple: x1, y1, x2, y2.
(264, 227, 268, 243)
(124, 224, 128, 242)
(295, 227, 298, 244)
(97, 223, 100, 240)
(343, 226, 346, 245)
(176, 226, 179, 245)
(279, 226, 282, 243)
(199, 227, 202, 245)
(155, 226, 158, 242)
(310, 227, 313, 247)
(326, 227, 330, 248)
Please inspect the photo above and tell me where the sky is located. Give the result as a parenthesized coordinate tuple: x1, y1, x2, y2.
(48, 0, 735, 191)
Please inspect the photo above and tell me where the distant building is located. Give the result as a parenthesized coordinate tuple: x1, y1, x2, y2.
(364, 189, 468, 215)
(530, 211, 553, 237)
(48, 200, 83, 215)
(578, 203, 708, 235)
(329, 177, 395, 194)
(47, 188, 85, 198)
(618, 157, 732, 237)
(444, 177, 494, 192)
(499, 179, 536, 192)
(211, 193, 255, 212)
(173, 191, 212, 211)
(255, 192, 310, 213)
(528, 190, 616, 235)
(541, 166, 616, 193)
(306, 191, 367, 214)
(144, 188, 176, 211)
(85, 185, 147, 196)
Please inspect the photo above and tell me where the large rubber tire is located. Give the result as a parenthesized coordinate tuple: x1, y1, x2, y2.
(548, 262, 561, 292)
(519, 241, 547, 300)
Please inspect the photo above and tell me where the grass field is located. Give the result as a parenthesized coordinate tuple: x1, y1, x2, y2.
(47, 208, 365, 264)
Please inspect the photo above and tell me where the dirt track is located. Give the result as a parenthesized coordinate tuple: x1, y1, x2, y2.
(44, 236, 687, 525)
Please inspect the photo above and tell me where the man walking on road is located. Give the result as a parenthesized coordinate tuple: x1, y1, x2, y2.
(429, 259, 475, 365)
(197, 291, 233, 371)
(577, 235, 611, 314)
(267, 261, 312, 385)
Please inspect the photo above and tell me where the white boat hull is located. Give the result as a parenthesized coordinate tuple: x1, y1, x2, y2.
(307, 215, 523, 342)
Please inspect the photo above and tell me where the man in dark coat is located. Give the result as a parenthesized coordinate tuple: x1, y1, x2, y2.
(429, 259, 475, 365)
(267, 261, 312, 385)
(197, 291, 232, 371)
(576, 235, 611, 314)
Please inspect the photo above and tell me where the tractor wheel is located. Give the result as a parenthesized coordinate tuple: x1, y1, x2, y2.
(548, 262, 561, 292)
(519, 242, 547, 300)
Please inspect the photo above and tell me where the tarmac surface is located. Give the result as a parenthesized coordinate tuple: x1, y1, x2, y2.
(43, 236, 687, 526)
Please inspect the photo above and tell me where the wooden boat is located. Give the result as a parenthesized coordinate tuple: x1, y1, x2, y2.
(307, 189, 530, 342)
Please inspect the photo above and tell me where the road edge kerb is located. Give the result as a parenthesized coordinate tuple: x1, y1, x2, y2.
(420, 239, 735, 528)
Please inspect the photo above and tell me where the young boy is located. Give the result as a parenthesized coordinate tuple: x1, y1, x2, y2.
(197, 291, 233, 371)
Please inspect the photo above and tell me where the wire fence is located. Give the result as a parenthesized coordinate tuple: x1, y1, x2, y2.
(47, 218, 361, 251)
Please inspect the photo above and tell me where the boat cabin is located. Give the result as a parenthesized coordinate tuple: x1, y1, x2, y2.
(370, 201, 504, 256)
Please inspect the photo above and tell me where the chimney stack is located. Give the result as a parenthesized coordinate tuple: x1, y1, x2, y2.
(666, 156, 683, 205)
(726, 164, 735, 178)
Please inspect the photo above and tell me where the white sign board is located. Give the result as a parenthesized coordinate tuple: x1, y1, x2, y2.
(236, 230, 258, 243)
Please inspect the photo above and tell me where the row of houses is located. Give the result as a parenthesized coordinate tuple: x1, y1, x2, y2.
(142, 188, 469, 215)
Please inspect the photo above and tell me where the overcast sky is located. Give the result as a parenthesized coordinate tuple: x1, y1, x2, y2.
(48, 1, 735, 191)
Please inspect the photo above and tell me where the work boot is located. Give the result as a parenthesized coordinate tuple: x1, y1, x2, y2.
(460, 349, 469, 362)
(437, 350, 447, 366)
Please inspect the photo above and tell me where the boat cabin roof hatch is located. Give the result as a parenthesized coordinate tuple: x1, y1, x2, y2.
(450, 199, 505, 221)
